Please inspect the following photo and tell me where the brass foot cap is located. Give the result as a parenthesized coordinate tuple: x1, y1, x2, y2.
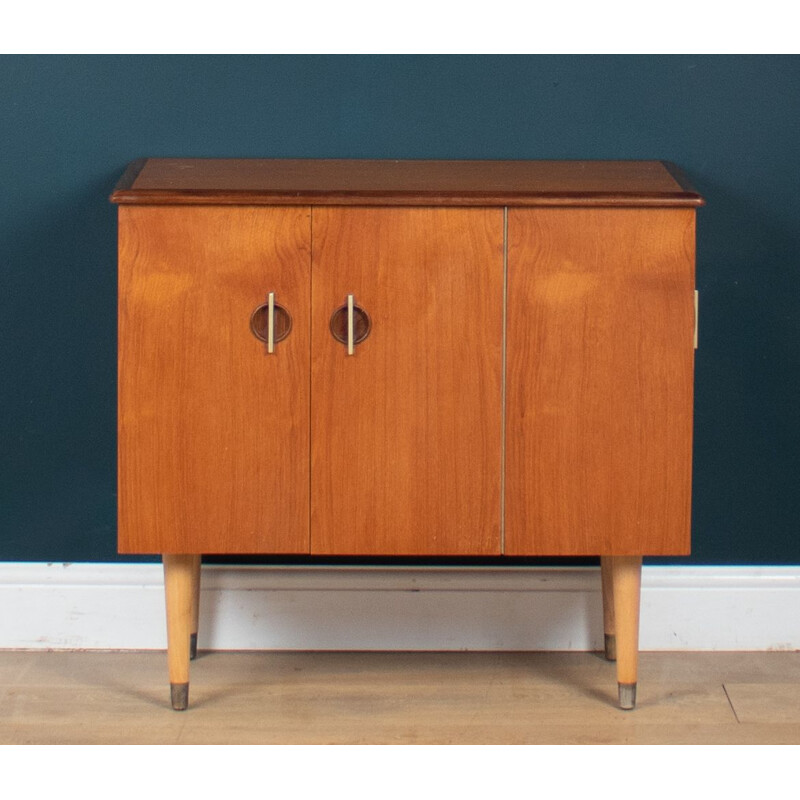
(170, 682, 189, 711)
(604, 633, 617, 661)
(618, 682, 637, 710)
(190, 632, 198, 660)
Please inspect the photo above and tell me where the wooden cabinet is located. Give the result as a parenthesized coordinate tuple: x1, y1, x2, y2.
(113, 159, 702, 712)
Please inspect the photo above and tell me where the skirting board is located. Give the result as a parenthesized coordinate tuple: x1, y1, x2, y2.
(1, 563, 799, 651)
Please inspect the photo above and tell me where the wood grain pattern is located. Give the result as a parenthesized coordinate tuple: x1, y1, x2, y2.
(111, 159, 704, 207)
(310, 208, 503, 555)
(610, 556, 642, 688)
(505, 208, 696, 555)
(723, 684, 800, 724)
(163, 554, 194, 696)
(12, 651, 800, 744)
(118, 206, 311, 554)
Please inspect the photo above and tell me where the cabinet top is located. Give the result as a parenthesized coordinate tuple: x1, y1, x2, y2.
(111, 159, 703, 207)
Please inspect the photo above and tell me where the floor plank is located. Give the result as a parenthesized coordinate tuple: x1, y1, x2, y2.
(724, 683, 800, 724)
(1, 651, 798, 744)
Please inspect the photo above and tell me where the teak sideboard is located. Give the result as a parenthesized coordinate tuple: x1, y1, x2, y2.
(112, 159, 702, 711)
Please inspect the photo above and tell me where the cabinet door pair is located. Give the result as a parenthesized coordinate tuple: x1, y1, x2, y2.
(118, 206, 501, 555)
(118, 205, 694, 557)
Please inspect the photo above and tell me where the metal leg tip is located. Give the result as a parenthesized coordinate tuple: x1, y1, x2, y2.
(604, 633, 617, 661)
(170, 682, 189, 711)
(618, 682, 637, 710)
(189, 632, 198, 660)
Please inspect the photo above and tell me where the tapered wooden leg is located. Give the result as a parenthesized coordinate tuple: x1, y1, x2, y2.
(163, 554, 197, 710)
(600, 557, 616, 661)
(609, 555, 642, 710)
(189, 555, 201, 660)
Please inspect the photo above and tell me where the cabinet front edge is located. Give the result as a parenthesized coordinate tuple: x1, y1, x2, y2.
(109, 190, 704, 207)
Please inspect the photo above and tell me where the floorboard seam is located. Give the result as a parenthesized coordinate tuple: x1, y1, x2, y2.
(722, 684, 741, 723)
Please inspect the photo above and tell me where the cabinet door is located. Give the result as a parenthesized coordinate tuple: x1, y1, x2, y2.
(505, 208, 695, 556)
(311, 208, 503, 555)
(118, 206, 311, 554)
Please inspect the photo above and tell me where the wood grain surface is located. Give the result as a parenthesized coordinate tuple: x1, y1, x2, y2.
(310, 208, 504, 555)
(118, 206, 311, 553)
(5, 652, 799, 744)
(163, 554, 195, 689)
(505, 208, 696, 555)
(111, 159, 704, 207)
(610, 555, 643, 687)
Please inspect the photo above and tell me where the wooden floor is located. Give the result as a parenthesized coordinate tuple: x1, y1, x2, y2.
(1, 650, 799, 744)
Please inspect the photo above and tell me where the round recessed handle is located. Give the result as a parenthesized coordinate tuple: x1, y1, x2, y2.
(330, 295, 371, 354)
(250, 293, 292, 353)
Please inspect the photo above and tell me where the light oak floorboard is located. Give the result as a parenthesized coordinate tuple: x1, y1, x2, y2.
(723, 683, 800, 724)
(0, 651, 798, 744)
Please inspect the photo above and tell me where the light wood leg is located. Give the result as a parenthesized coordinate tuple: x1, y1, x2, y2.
(609, 555, 642, 710)
(163, 554, 197, 710)
(600, 557, 616, 661)
(189, 555, 201, 660)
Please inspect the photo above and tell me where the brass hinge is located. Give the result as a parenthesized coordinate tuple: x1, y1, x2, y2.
(694, 289, 699, 350)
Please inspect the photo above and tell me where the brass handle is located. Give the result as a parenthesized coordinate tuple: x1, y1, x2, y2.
(250, 293, 292, 352)
(268, 292, 275, 353)
(347, 294, 354, 355)
(330, 295, 371, 354)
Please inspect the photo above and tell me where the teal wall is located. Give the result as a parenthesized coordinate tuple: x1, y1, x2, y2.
(1, 55, 798, 563)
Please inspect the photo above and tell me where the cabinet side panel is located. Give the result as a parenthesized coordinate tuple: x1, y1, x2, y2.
(505, 208, 695, 556)
(311, 208, 504, 555)
(118, 206, 311, 554)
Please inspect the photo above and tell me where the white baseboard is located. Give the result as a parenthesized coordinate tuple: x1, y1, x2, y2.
(1, 563, 799, 651)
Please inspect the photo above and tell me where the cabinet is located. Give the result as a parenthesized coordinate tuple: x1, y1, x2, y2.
(113, 159, 702, 711)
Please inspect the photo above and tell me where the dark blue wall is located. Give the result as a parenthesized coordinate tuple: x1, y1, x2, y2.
(1, 55, 798, 563)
